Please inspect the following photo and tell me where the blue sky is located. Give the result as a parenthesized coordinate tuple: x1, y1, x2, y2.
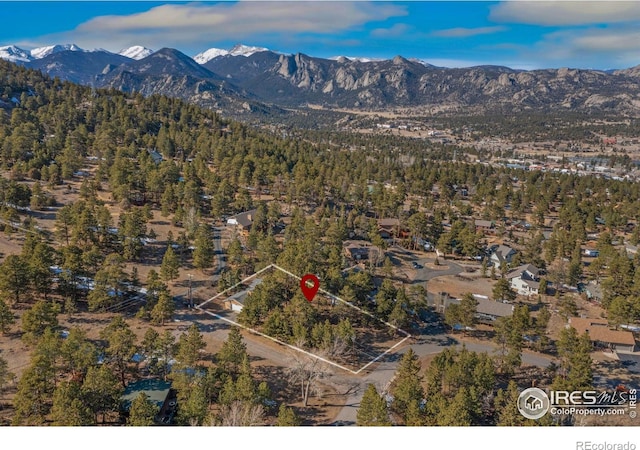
(2, 1, 640, 70)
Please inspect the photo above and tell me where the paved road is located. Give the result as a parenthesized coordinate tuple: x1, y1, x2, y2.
(330, 322, 555, 425)
(212, 226, 226, 277)
(413, 259, 464, 283)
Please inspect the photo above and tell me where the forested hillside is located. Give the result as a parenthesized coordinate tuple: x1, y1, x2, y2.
(1, 59, 640, 426)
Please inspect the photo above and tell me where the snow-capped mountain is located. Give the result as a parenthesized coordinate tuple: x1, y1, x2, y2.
(194, 48, 228, 64)
(30, 44, 84, 59)
(118, 46, 154, 60)
(0, 45, 32, 63)
(229, 44, 269, 57)
(330, 56, 384, 63)
(194, 44, 270, 64)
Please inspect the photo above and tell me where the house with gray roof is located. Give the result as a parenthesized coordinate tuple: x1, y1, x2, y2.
(506, 264, 541, 296)
(490, 244, 517, 269)
(475, 219, 495, 234)
(430, 292, 514, 324)
(226, 209, 258, 234)
(472, 294, 515, 323)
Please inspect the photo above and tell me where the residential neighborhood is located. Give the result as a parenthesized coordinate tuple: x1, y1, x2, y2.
(1, 2, 640, 437)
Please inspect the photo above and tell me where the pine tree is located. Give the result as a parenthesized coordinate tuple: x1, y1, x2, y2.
(459, 292, 479, 331)
(100, 316, 137, 387)
(276, 404, 302, 426)
(82, 365, 123, 424)
(494, 381, 528, 426)
(444, 303, 462, 330)
(51, 381, 95, 426)
(217, 327, 247, 376)
(193, 224, 215, 270)
(566, 332, 594, 391)
(12, 354, 57, 425)
(21, 300, 60, 345)
(391, 348, 424, 420)
(438, 387, 474, 426)
(493, 278, 517, 303)
(227, 238, 244, 269)
(494, 316, 523, 376)
(555, 326, 579, 386)
(64, 296, 77, 318)
(142, 327, 160, 361)
(357, 384, 391, 426)
(151, 291, 175, 325)
(607, 296, 635, 328)
(160, 245, 180, 282)
(157, 330, 176, 381)
(128, 392, 159, 426)
(60, 327, 98, 381)
(176, 323, 206, 369)
(0, 355, 15, 395)
(234, 355, 258, 403)
(0, 298, 15, 334)
(0, 255, 30, 306)
(177, 381, 209, 426)
(28, 242, 56, 299)
(145, 269, 167, 310)
(88, 253, 127, 311)
(388, 299, 409, 330)
(404, 397, 426, 426)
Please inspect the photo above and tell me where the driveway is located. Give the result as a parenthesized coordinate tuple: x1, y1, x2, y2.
(212, 226, 226, 277)
(411, 259, 464, 283)
(617, 353, 640, 374)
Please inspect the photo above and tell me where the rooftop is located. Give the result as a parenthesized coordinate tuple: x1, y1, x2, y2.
(227, 209, 258, 228)
(505, 264, 541, 280)
(475, 219, 494, 228)
(377, 218, 400, 228)
(121, 379, 172, 411)
(475, 296, 514, 318)
(569, 317, 637, 347)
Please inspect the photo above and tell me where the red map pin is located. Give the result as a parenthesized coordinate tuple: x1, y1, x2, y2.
(300, 274, 320, 302)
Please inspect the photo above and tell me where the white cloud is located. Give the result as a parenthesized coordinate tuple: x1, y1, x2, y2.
(40, 1, 407, 52)
(505, 27, 640, 69)
(571, 29, 640, 52)
(370, 23, 413, 38)
(490, 1, 640, 26)
(431, 26, 506, 38)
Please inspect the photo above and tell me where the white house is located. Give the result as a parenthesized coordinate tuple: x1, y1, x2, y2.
(224, 278, 263, 312)
(490, 244, 517, 269)
(506, 264, 541, 296)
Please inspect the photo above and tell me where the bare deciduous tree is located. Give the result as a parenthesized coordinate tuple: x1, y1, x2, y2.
(288, 347, 332, 407)
(219, 401, 264, 426)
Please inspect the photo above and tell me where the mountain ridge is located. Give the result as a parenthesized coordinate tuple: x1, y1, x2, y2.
(4, 42, 640, 116)
(118, 46, 154, 60)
